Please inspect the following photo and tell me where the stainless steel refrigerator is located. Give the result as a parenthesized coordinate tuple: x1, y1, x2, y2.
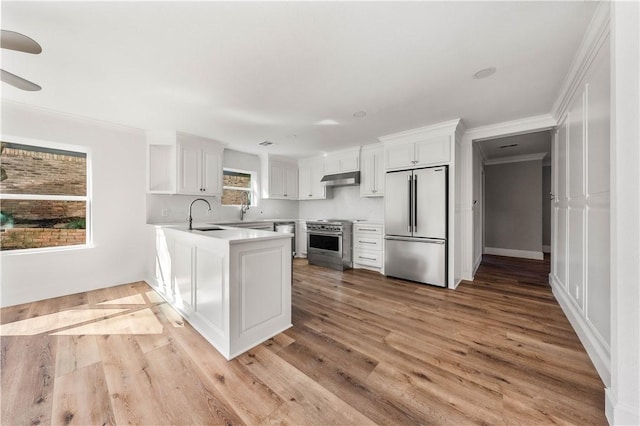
(384, 166, 447, 287)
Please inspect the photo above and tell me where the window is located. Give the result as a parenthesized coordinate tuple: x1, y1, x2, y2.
(0, 140, 90, 252)
(221, 168, 254, 206)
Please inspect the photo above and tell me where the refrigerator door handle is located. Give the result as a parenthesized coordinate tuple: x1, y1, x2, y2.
(407, 174, 412, 233)
(385, 236, 445, 244)
(414, 174, 418, 232)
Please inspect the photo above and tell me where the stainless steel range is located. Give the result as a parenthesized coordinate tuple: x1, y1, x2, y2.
(306, 219, 353, 270)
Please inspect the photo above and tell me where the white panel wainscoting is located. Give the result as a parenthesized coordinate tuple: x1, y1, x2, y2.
(551, 27, 611, 387)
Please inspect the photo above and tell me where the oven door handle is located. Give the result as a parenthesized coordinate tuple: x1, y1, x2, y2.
(307, 231, 343, 237)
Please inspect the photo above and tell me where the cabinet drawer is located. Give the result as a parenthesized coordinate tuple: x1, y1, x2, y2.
(353, 249, 383, 268)
(353, 224, 383, 235)
(354, 235, 382, 251)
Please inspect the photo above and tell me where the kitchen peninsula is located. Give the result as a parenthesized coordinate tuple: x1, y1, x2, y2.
(152, 224, 292, 360)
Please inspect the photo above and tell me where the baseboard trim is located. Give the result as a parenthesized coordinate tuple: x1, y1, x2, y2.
(473, 254, 482, 276)
(484, 247, 544, 260)
(542, 245, 551, 253)
(605, 387, 640, 425)
(550, 274, 611, 387)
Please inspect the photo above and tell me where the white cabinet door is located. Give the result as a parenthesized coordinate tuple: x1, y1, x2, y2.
(269, 162, 286, 198)
(324, 157, 341, 174)
(324, 149, 360, 174)
(175, 137, 223, 196)
(385, 141, 415, 169)
(284, 166, 298, 199)
(360, 146, 384, 197)
(202, 147, 222, 196)
(298, 165, 312, 199)
(414, 136, 450, 167)
(296, 221, 308, 257)
(299, 158, 326, 200)
(177, 142, 203, 194)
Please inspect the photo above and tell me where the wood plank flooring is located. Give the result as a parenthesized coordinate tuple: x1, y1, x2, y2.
(1, 255, 606, 425)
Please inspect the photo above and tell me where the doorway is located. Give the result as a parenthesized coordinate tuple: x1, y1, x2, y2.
(473, 130, 553, 267)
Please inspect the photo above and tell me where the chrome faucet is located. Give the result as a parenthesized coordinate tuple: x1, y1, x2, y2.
(240, 192, 250, 221)
(188, 198, 212, 230)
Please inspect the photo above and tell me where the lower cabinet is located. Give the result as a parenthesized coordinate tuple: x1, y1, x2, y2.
(352, 223, 384, 272)
(296, 221, 307, 258)
(152, 226, 292, 360)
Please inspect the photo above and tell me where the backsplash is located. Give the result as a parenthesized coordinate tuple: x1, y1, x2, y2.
(298, 186, 383, 221)
(146, 194, 299, 224)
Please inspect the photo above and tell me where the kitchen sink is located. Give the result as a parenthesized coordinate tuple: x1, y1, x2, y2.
(192, 226, 225, 231)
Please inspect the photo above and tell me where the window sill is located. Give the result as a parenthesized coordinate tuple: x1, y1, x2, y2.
(1, 243, 94, 256)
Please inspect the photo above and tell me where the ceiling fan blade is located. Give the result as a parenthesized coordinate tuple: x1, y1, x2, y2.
(1, 30, 42, 54)
(1, 69, 41, 91)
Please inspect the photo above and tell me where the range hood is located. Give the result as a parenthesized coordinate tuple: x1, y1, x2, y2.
(321, 171, 360, 187)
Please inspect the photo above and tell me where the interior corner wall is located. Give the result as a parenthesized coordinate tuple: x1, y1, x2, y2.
(0, 101, 153, 307)
(472, 144, 483, 270)
(542, 165, 552, 249)
(484, 160, 543, 257)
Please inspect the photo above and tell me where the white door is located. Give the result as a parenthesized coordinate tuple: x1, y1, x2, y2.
(177, 143, 203, 194)
(202, 148, 221, 196)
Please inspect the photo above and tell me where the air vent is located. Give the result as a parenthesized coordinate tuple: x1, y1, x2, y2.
(499, 143, 518, 149)
(259, 141, 273, 146)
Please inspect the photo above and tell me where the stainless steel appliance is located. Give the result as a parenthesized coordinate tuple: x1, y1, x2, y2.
(384, 166, 447, 287)
(306, 220, 353, 270)
(274, 221, 296, 257)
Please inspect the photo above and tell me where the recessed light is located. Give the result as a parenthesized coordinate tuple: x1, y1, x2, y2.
(499, 143, 518, 149)
(473, 67, 496, 79)
(259, 141, 273, 146)
(353, 111, 367, 118)
(314, 119, 340, 126)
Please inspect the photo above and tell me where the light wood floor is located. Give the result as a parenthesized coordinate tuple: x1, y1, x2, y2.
(1, 255, 606, 425)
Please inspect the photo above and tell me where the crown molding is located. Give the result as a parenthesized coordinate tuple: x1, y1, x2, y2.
(378, 118, 462, 143)
(484, 152, 548, 166)
(464, 114, 556, 143)
(551, 2, 611, 120)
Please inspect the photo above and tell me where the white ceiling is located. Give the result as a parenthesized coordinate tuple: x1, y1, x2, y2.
(1, 1, 597, 158)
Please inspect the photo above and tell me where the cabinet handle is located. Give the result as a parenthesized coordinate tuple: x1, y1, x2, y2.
(358, 228, 377, 232)
(308, 194, 312, 197)
(358, 240, 376, 244)
(358, 256, 376, 261)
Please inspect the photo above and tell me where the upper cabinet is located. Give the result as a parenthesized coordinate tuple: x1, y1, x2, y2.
(147, 131, 225, 196)
(383, 135, 450, 170)
(298, 157, 326, 200)
(324, 147, 360, 174)
(261, 154, 298, 200)
(177, 134, 224, 196)
(379, 121, 461, 171)
(360, 144, 384, 197)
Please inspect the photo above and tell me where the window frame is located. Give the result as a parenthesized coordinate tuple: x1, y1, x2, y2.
(221, 167, 257, 207)
(0, 135, 93, 255)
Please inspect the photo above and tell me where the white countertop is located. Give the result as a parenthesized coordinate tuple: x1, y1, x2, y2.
(154, 223, 292, 244)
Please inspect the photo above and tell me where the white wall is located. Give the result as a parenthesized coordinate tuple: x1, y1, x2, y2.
(298, 186, 383, 221)
(484, 159, 543, 258)
(608, 1, 640, 423)
(1, 101, 153, 307)
(146, 149, 299, 224)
